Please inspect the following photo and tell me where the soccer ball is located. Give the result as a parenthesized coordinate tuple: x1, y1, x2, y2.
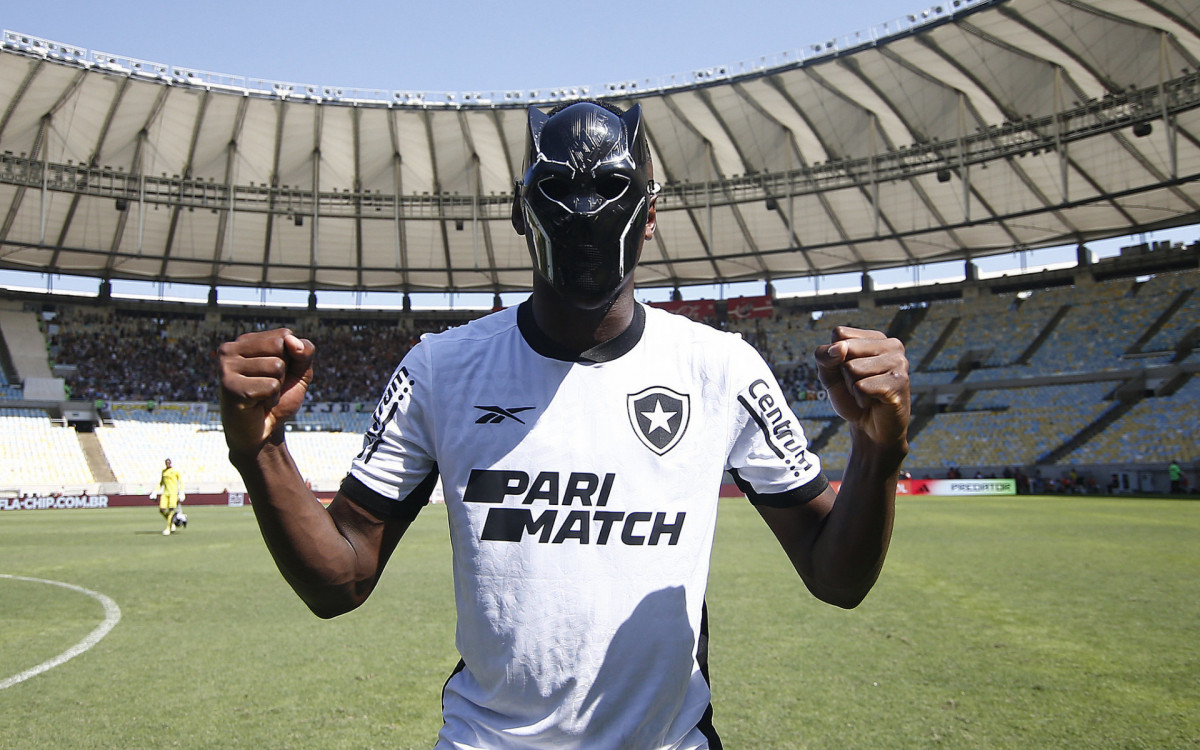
(174, 512, 188, 529)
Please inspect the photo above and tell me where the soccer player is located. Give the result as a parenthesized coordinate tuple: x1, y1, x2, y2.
(218, 101, 910, 749)
(149, 458, 185, 535)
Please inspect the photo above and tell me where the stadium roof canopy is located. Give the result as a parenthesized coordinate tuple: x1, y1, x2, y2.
(0, 0, 1198, 297)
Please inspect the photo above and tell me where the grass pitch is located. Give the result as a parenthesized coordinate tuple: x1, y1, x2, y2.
(1, 496, 1197, 749)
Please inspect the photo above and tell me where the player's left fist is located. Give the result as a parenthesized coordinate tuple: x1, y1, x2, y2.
(814, 326, 910, 451)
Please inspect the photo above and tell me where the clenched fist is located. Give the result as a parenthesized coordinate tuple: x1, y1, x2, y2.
(814, 326, 910, 454)
(217, 329, 315, 457)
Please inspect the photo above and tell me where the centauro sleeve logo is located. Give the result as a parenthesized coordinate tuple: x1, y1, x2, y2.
(737, 378, 814, 478)
(627, 386, 690, 455)
(358, 365, 414, 463)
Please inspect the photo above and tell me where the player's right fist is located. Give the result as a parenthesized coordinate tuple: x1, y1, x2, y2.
(217, 329, 315, 457)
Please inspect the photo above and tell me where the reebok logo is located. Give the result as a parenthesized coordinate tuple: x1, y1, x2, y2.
(463, 468, 685, 546)
(474, 405, 535, 424)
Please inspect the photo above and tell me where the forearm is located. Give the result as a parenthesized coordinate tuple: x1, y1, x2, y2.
(230, 439, 373, 617)
(809, 435, 904, 608)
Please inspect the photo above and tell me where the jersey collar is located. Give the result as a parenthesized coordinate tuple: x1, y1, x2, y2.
(517, 300, 645, 363)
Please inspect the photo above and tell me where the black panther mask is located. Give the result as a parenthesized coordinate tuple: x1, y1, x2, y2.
(515, 102, 657, 301)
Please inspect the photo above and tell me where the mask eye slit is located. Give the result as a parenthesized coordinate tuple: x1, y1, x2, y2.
(596, 175, 629, 200)
(538, 177, 571, 203)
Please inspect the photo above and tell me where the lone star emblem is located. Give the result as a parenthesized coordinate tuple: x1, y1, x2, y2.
(627, 386, 690, 455)
(641, 399, 677, 435)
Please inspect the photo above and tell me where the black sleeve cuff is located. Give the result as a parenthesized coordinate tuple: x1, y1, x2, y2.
(732, 470, 830, 508)
(339, 468, 438, 524)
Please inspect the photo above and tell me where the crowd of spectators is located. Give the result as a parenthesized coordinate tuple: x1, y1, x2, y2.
(722, 315, 824, 402)
(777, 361, 823, 403)
(302, 323, 426, 403)
(47, 308, 456, 405)
(46, 304, 824, 408)
(49, 311, 223, 403)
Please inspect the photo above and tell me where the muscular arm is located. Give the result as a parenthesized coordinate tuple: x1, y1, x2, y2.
(757, 326, 909, 609)
(219, 329, 410, 618)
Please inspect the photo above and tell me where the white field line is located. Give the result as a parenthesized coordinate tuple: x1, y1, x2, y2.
(0, 574, 122, 690)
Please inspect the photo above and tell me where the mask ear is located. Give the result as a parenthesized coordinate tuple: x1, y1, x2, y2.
(511, 184, 526, 235)
(527, 106, 550, 162)
(621, 103, 648, 160)
(621, 103, 642, 139)
(516, 107, 549, 237)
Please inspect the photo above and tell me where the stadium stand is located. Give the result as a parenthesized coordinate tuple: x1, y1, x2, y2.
(0, 364, 21, 400)
(1064, 377, 1200, 466)
(897, 298, 961, 374)
(92, 404, 372, 494)
(0, 407, 94, 490)
(934, 292, 1079, 372)
(95, 407, 238, 492)
(906, 383, 1114, 471)
(0, 248, 1196, 496)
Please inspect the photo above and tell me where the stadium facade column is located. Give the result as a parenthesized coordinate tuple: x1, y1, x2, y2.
(1074, 245, 1096, 285)
(858, 272, 875, 309)
(962, 261, 983, 301)
(1076, 243, 1094, 267)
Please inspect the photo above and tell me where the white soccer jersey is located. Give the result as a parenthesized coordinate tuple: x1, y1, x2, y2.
(344, 301, 827, 750)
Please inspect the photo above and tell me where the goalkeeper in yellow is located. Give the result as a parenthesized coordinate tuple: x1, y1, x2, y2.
(150, 458, 186, 535)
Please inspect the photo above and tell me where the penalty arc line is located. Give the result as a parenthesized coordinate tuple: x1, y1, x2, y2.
(0, 574, 122, 690)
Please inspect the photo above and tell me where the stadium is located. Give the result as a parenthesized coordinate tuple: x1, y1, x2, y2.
(1, 1, 1198, 747)
(0, 0, 1196, 500)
